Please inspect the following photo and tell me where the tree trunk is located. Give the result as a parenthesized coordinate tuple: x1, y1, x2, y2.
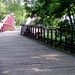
(72, 10, 75, 25)
(67, 6, 73, 29)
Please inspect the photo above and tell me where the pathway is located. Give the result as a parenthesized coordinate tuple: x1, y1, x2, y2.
(0, 29, 75, 75)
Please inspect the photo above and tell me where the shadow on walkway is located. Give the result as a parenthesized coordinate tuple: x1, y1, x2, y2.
(0, 29, 75, 75)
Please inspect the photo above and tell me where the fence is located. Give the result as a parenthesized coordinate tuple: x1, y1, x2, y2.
(20, 24, 75, 53)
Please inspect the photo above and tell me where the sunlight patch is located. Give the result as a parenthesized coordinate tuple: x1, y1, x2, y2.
(31, 68, 52, 72)
(2, 70, 10, 74)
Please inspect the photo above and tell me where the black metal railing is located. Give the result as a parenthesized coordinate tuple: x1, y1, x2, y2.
(20, 24, 75, 53)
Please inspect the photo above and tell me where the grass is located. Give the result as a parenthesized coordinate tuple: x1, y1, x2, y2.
(43, 33, 65, 42)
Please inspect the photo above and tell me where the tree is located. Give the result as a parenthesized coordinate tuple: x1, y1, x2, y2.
(51, 0, 75, 29)
(5, 0, 26, 25)
(0, 0, 26, 26)
(36, 0, 75, 28)
(0, 1, 7, 21)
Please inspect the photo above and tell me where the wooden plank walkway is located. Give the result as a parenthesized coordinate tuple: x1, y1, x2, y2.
(0, 29, 75, 75)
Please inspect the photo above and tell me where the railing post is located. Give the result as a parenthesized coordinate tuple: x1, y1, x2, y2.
(51, 29, 53, 46)
(33, 26, 34, 39)
(59, 28, 62, 47)
(65, 30, 67, 51)
(55, 28, 57, 47)
(27, 26, 29, 37)
(47, 28, 49, 44)
(35, 26, 36, 40)
(40, 27, 43, 42)
(71, 29, 73, 53)
(30, 26, 32, 37)
(28, 26, 31, 37)
(43, 28, 45, 43)
(38, 26, 39, 41)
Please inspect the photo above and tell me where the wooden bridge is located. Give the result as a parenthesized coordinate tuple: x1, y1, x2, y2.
(0, 28, 75, 75)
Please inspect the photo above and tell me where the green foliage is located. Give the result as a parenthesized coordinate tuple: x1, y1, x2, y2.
(0, 0, 26, 26)
(6, 2, 26, 25)
(58, 19, 72, 29)
(0, 1, 7, 21)
(36, 0, 75, 28)
(0, 0, 75, 28)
